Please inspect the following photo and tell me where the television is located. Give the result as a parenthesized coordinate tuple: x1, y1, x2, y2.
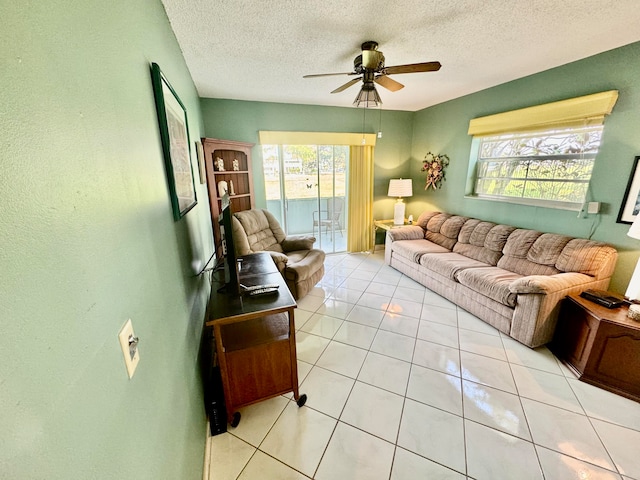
(218, 194, 240, 295)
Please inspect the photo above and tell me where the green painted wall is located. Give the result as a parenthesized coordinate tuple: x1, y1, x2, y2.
(410, 41, 640, 294)
(200, 99, 415, 222)
(1, 1, 211, 478)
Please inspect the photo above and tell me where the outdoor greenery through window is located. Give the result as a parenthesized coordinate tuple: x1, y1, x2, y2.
(473, 125, 603, 208)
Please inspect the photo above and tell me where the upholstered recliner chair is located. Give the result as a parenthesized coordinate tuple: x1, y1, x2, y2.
(231, 209, 325, 300)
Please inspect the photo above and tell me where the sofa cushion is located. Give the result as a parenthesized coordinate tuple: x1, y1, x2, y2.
(498, 229, 560, 276)
(416, 211, 441, 229)
(555, 239, 617, 277)
(425, 215, 467, 250)
(455, 267, 523, 307)
(528, 233, 572, 265)
(391, 239, 450, 263)
(234, 209, 286, 253)
(284, 249, 326, 281)
(454, 222, 514, 266)
(420, 252, 491, 280)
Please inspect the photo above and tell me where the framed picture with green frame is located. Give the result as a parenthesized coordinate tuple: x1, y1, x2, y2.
(151, 62, 197, 220)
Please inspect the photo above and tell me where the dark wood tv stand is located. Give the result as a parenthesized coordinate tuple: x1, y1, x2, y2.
(205, 252, 306, 427)
(551, 294, 640, 403)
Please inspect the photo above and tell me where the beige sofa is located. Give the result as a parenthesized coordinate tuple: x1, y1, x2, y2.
(231, 209, 325, 300)
(384, 211, 617, 347)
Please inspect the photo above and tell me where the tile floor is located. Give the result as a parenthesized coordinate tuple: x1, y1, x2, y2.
(205, 251, 640, 480)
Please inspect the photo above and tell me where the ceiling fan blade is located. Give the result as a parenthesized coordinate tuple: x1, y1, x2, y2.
(382, 61, 441, 75)
(331, 77, 362, 93)
(374, 75, 404, 92)
(303, 72, 355, 78)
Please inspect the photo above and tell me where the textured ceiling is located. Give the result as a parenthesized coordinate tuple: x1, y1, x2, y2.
(161, 0, 640, 112)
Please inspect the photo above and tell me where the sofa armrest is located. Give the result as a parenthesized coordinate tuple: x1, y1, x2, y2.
(386, 226, 424, 242)
(509, 272, 593, 295)
(268, 251, 289, 272)
(281, 235, 316, 252)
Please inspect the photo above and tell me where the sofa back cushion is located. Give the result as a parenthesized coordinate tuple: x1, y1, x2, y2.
(556, 238, 618, 278)
(497, 229, 562, 276)
(453, 222, 514, 265)
(425, 214, 467, 250)
(416, 211, 441, 229)
(233, 209, 285, 253)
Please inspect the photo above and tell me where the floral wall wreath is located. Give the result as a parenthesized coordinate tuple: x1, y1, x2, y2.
(421, 152, 450, 190)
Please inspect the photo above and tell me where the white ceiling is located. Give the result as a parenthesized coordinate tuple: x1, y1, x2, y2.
(161, 0, 640, 112)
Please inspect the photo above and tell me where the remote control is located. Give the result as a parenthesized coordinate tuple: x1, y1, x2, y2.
(248, 286, 279, 296)
(240, 283, 279, 292)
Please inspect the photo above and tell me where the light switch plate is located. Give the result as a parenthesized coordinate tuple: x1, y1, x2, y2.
(118, 319, 139, 379)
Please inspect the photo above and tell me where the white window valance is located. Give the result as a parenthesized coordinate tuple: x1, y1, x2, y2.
(467, 90, 619, 136)
(258, 131, 377, 147)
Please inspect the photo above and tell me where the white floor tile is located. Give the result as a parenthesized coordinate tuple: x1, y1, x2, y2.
(536, 445, 623, 480)
(358, 351, 411, 396)
(332, 321, 377, 349)
(462, 380, 532, 441)
(357, 292, 392, 310)
(407, 364, 463, 415)
(511, 364, 583, 413)
(397, 399, 466, 474)
(591, 418, 640, 479)
(294, 309, 314, 331)
(465, 420, 543, 480)
(346, 304, 385, 328)
(417, 320, 459, 348)
(329, 287, 363, 304)
(230, 396, 288, 447)
(457, 308, 500, 336)
(373, 271, 402, 285)
(295, 332, 330, 364)
(208, 433, 255, 480)
(316, 341, 367, 378)
(299, 314, 343, 339)
(296, 294, 326, 312)
(460, 351, 517, 394)
(306, 285, 334, 300)
(521, 398, 615, 471)
(237, 450, 309, 480)
(420, 304, 458, 327)
(397, 276, 427, 291)
(339, 277, 370, 292)
(568, 378, 640, 432)
(370, 329, 416, 362)
(348, 269, 378, 281)
(299, 366, 354, 418)
(386, 298, 423, 319)
(366, 281, 395, 295)
(413, 339, 461, 377)
(315, 422, 395, 480)
(341, 381, 404, 442)
(458, 328, 507, 361)
(380, 312, 420, 337)
(423, 289, 457, 309)
(314, 298, 354, 320)
(501, 335, 563, 375)
(391, 447, 466, 480)
(393, 285, 426, 302)
(260, 402, 336, 478)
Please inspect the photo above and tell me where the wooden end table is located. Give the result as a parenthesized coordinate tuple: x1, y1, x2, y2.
(551, 294, 640, 403)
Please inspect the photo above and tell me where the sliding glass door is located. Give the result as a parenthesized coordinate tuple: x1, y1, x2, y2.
(262, 144, 348, 254)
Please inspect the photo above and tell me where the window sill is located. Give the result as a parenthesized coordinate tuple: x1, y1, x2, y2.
(464, 194, 582, 211)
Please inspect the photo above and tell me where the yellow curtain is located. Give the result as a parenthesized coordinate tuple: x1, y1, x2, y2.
(347, 145, 375, 252)
(467, 90, 619, 136)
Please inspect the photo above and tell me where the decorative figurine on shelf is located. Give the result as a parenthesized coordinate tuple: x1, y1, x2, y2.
(421, 151, 450, 190)
(215, 156, 225, 171)
(232, 158, 240, 171)
(217, 180, 228, 197)
(229, 180, 236, 196)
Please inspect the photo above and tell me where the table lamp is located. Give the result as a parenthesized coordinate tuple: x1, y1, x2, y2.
(388, 178, 413, 225)
(626, 215, 640, 301)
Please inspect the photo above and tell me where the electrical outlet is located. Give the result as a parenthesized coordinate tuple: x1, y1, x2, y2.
(118, 319, 139, 379)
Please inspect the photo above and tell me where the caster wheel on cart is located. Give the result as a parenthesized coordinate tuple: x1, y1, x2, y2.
(230, 412, 241, 428)
(296, 394, 307, 407)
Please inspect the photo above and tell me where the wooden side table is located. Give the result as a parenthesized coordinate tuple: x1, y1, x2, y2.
(551, 294, 640, 402)
(373, 219, 411, 252)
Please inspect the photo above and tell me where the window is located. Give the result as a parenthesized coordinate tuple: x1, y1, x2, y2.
(466, 90, 618, 210)
(474, 125, 602, 208)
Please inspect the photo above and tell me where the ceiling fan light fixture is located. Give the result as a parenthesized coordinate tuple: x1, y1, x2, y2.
(353, 84, 382, 108)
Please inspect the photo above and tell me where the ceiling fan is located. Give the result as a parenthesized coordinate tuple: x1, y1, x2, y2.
(303, 41, 441, 107)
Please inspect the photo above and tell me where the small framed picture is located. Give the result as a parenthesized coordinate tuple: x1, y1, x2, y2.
(617, 156, 640, 224)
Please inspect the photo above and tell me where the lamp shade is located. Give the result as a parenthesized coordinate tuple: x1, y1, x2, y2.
(629, 215, 640, 240)
(388, 179, 413, 198)
(353, 85, 382, 108)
